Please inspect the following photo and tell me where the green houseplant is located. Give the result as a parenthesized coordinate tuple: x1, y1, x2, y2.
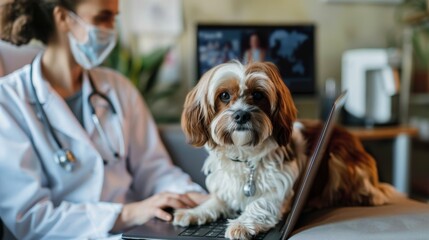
(397, 0, 429, 92)
(103, 41, 181, 122)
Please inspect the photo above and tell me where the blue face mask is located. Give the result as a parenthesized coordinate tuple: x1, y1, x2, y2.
(68, 11, 117, 70)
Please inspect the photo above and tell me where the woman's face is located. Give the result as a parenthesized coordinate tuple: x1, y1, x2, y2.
(67, 0, 119, 43)
(250, 34, 260, 49)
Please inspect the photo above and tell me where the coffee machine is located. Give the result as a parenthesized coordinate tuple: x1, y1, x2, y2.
(341, 49, 400, 127)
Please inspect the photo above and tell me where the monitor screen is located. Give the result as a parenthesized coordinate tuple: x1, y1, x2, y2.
(196, 24, 316, 95)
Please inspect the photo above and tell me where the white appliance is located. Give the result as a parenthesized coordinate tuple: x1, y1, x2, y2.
(341, 49, 400, 126)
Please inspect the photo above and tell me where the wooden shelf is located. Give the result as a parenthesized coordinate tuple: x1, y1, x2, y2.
(410, 93, 429, 105)
(346, 126, 418, 141)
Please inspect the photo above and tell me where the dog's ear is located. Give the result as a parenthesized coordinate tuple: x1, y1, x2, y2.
(181, 88, 209, 147)
(264, 62, 297, 146)
(181, 68, 217, 147)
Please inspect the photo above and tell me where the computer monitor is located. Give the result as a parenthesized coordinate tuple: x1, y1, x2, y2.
(196, 24, 316, 95)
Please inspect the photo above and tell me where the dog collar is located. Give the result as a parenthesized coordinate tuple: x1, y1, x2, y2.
(228, 157, 257, 197)
(227, 157, 257, 197)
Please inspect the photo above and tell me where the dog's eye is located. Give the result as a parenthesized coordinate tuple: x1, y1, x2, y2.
(219, 92, 231, 103)
(252, 91, 264, 101)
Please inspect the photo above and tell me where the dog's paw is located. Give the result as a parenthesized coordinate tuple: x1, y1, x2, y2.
(173, 209, 197, 226)
(225, 221, 256, 240)
(173, 209, 213, 226)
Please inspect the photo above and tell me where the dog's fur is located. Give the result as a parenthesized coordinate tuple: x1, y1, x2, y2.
(173, 61, 395, 239)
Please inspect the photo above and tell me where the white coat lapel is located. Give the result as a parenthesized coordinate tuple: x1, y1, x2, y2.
(30, 54, 92, 145)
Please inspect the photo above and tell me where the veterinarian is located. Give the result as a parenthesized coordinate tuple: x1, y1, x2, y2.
(0, 0, 208, 239)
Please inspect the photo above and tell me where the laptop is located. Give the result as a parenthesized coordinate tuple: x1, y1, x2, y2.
(122, 91, 348, 240)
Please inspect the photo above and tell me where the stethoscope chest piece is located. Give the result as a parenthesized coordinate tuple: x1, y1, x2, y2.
(54, 149, 77, 172)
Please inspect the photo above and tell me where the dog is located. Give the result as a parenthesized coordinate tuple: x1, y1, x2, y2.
(173, 61, 395, 239)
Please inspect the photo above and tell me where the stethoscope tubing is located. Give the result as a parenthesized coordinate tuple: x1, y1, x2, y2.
(30, 61, 65, 150)
(29, 58, 124, 169)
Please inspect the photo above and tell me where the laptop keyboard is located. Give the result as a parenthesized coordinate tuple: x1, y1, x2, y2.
(178, 219, 268, 239)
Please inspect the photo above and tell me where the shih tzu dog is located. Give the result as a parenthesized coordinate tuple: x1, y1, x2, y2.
(173, 61, 395, 239)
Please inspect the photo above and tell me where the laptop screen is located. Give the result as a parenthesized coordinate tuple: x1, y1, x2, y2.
(280, 91, 347, 239)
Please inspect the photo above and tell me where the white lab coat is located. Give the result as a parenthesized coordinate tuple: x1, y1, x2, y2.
(0, 54, 203, 239)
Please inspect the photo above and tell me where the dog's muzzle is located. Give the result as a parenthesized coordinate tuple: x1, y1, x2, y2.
(232, 110, 251, 126)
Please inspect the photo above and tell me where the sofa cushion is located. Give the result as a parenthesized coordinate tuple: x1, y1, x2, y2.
(290, 194, 429, 240)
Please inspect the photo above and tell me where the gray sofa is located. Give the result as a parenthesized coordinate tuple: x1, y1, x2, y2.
(159, 124, 429, 240)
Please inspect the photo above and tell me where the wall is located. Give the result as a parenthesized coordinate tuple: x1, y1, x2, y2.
(176, 0, 400, 119)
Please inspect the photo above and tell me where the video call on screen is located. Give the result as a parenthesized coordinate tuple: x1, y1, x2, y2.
(197, 25, 316, 95)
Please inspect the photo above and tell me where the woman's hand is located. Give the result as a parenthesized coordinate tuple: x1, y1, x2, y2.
(111, 192, 198, 232)
(185, 192, 210, 205)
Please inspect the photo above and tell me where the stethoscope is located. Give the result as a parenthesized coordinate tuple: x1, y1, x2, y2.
(30, 59, 124, 172)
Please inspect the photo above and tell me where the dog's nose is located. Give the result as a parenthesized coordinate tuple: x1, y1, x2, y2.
(232, 110, 251, 124)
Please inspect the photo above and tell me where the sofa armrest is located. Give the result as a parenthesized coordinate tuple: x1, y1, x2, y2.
(158, 124, 208, 190)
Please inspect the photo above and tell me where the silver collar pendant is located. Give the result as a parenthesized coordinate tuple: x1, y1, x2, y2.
(243, 162, 256, 197)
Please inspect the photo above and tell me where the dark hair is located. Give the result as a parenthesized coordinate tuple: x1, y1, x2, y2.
(0, 0, 83, 45)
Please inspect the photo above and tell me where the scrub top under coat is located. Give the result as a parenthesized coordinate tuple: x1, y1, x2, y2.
(0, 54, 203, 240)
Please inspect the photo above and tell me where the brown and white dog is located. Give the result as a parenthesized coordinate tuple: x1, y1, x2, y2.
(173, 61, 395, 239)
